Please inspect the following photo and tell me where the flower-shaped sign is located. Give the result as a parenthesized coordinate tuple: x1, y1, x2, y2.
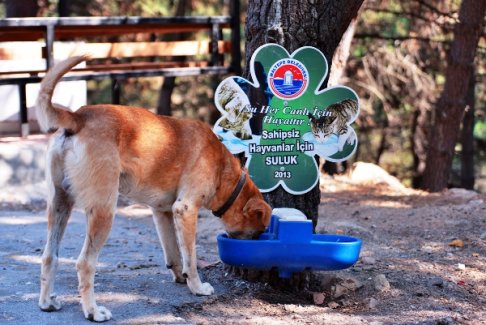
(213, 44, 359, 195)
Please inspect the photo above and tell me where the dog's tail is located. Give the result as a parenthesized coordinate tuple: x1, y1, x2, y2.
(36, 55, 89, 133)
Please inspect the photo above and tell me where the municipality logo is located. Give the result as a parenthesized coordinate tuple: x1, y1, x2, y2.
(268, 58, 308, 100)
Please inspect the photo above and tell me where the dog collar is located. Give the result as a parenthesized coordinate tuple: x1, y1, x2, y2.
(213, 170, 247, 218)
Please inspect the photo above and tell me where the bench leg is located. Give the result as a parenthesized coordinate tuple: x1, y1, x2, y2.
(19, 83, 29, 138)
(111, 78, 120, 105)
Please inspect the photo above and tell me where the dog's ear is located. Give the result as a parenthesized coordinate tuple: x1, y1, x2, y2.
(243, 197, 272, 227)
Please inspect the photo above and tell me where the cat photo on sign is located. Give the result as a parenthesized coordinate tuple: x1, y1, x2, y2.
(302, 98, 359, 161)
(307, 99, 358, 146)
(215, 78, 253, 141)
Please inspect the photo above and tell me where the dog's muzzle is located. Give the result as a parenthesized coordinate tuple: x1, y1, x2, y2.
(228, 230, 262, 240)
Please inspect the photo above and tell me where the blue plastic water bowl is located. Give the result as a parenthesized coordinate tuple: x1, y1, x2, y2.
(217, 208, 362, 278)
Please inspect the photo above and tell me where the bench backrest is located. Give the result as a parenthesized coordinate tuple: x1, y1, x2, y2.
(0, 10, 242, 137)
(0, 16, 240, 79)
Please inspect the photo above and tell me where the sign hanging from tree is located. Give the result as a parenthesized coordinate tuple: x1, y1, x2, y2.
(214, 44, 359, 195)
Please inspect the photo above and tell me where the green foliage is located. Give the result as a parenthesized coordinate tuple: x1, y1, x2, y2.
(137, 0, 172, 16)
(474, 119, 486, 141)
(362, 3, 411, 39)
(435, 74, 446, 86)
(171, 75, 218, 122)
(37, 0, 229, 17)
(87, 79, 112, 105)
(352, 43, 367, 58)
(193, 1, 226, 16)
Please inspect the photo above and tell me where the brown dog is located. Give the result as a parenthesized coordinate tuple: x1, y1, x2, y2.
(36, 56, 271, 322)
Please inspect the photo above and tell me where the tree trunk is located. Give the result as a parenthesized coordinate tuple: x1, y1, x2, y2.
(156, 0, 193, 116)
(235, 0, 363, 290)
(323, 17, 357, 176)
(57, 0, 91, 16)
(157, 76, 177, 116)
(327, 18, 358, 87)
(411, 105, 430, 188)
(244, 0, 363, 225)
(460, 70, 475, 189)
(6, 0, 38, 17)
(58, 0, 69, 16)
(421, 0, 485, 192)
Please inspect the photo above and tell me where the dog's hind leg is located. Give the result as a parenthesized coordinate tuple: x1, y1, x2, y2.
(172, 200, 214, 296)
(39, 139, 74, 312)
(152, 209, 186, 283)
(39, 186, 74, 312)
(66, 138, 120, 321)
(76, 205, 115, 322)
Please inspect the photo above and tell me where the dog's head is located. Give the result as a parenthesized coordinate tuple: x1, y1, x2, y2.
(222, 196, 272, 240)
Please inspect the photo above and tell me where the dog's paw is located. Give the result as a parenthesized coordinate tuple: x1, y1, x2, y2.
(174, 275, 187, 284)
(167, 264, 187, 283)
(39, 294, 62, 312)
(86, 305, 112, 322)
(193, 282, 215, 296)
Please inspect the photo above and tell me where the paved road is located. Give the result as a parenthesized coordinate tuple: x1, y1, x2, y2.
(0, 136, 233, 324)
(0, 207, 226, 324)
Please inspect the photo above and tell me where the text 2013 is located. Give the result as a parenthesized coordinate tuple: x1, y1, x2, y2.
(274, 170, 292, 179)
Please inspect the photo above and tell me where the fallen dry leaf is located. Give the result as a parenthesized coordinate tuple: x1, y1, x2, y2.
(448, 239, 464, 248)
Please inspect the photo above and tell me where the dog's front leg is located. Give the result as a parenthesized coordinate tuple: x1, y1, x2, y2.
(76, 207, 114, 322)
(172, 201, 214, 296)
(151, 209, 186, 283)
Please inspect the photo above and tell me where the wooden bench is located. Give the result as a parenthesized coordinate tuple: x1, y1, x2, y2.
(0, 6, 241, 136)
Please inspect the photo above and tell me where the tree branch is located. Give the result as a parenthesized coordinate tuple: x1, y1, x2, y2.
(413, 0, 458, 20)
(362, 7, 454, 32)
(354, 32, 446, 44)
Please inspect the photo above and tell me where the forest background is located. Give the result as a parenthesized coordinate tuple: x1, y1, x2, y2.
(2, 0, 485, 193)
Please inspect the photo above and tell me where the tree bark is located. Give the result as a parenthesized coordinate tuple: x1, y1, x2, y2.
(460, 70, 475, 189)
(6, 0, 38, 17)
(411, 105, 430, 188)
(58, 0, 70, 16)
(156, 0, 193, 116)
(327, 18, 358, 87)
(421, 0, 485, 192)
(244, 0, 364, 227)
(233, 0, 364, 289)
(323, 17, 357, 176)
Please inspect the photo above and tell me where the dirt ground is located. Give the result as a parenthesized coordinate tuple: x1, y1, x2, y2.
(1, 168, 485, 324)
(179, 172, 486, 325)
